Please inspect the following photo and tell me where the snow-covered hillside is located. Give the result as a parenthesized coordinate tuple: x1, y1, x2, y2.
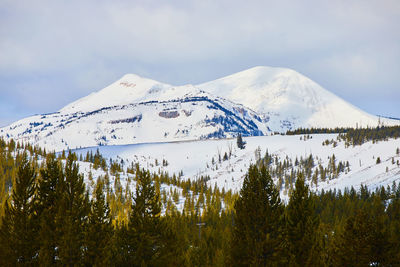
(72, 134, 400, 197)
(1, 66, 398, 151)
(198, 66, 398, 131)
(0, 87, 266, 151)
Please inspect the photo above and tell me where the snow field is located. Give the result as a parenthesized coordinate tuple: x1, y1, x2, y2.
(72, 134, 400, 198)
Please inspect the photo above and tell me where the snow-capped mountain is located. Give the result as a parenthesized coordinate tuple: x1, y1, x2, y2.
(198, 66, 398, 131)
(0, 66, 398, 151)
(0, 74, 266, 151)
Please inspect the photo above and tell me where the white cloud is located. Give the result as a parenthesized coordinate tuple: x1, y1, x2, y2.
(0, 0, 399, 124)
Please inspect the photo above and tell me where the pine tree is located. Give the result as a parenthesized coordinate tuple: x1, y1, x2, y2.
(124, 168, 163, 265)
(368, 195, 390, 265)
(0, 155, 38, 265)
(57, 153, 89, 265)
(387, 197, 400, 265)
(0, 166, 7, 219)
(285, 175, 319, 266)
(236, 133, 246, 150)
(331, 209, 374, 266)
(113, 222, 131, 266)
(84, 179, 113, 266)
(36, 154, 64, 265)
(157, 213, 189, 266)
(231, 165, 284, 266)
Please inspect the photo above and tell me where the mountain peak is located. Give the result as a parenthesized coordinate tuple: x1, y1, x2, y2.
(118, 73, 160, 84)
(60, 73, 171, 113)
(198, 66, 398, 129)
(227, 65, 298, 79)
(120, 73, 141, 80)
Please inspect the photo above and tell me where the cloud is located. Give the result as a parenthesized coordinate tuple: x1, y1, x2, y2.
(0, 0, 399, 125)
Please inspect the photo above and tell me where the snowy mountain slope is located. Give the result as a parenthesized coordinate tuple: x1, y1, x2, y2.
(60, 74, 172, 113)
(0, 85, 267, 151)
(72, 134, 400, 197)
(198, 66, 399, 131)
(69, 160, 190, 214)
(1, 66, 399, 151)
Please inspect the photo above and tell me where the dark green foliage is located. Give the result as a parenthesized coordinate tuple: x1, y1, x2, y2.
(36, 154, 63, 265)
(0, 155, 38, 265)
(116, 168, 164, 266)
(158, 213, 191, 266)
(231, 165, 284, 266)
(84, 179, 113, 266)
(387, 197, 400, 264)
(57, 153, 90, 265)
(236, 133, 246, 149)
(288, 125, 400, 146)
(329, 204, 390, 267)
(338, 125, 400, 146)
(286, 127, 351, 135)
(0, 138, 400, 266)
(285, 175, 319, 266)
(331, 209, 373, 266)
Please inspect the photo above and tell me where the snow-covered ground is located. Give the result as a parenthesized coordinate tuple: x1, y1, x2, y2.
(72, 134, 400, 196)
(71, 160, 188, 214)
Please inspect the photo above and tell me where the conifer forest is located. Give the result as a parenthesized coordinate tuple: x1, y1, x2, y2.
(1, 127, 400, 266)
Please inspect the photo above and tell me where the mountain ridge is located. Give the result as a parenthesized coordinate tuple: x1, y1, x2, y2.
(1, 66, 398, 151)
(198, 66, 393, 130)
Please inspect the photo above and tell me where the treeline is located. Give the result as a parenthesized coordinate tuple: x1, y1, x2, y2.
(337, 125, 400, 146)
(286, 127, 351, 135)
(287, 125, 400, 146)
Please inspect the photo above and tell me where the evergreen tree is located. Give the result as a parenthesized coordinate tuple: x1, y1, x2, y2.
(231, 165, 284, 266)
(387, 197, 400, 265)
(236, 133, 246, 150)
(57, 153, 89, 265)
(36, 154, 64, 265)
(0, 155, 38, 265)
(113, 222, 131, 266)
(84, 179, 113, 266)
(285, 175, 319, 266)
(125, 168, 163, 265)
(331, 209, 374, 266)
(158, 213, 189, 266)
(368, 195, 390, 265)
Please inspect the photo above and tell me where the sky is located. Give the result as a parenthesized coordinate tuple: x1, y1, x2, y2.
(0, 0, 399, 127)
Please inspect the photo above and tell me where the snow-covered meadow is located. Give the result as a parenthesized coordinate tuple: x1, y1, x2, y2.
(72, 134, 400, 196)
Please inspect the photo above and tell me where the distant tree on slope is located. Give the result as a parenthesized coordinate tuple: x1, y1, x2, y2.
(237, 133, 246, 150)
